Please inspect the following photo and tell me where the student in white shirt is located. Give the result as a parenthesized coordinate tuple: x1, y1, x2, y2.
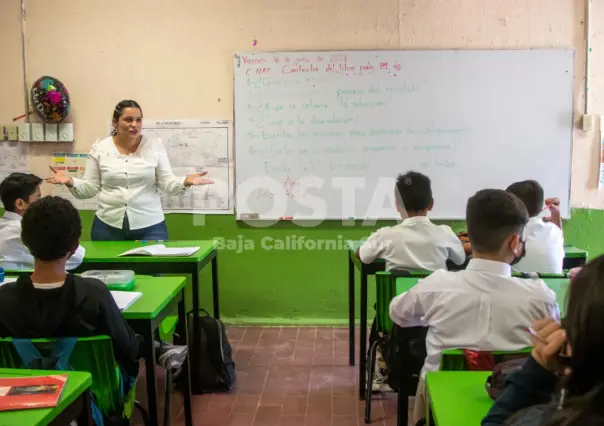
(506, 180, 564, 273)
(389, 189, 560, 424)
(0, 173, 85, 270)
(357, 171, 467, 392)
(356, 171, 466, 271)
(45, 100, 215, 241)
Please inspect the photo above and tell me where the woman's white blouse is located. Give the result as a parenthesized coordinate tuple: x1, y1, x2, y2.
(69, 135, 186, 230)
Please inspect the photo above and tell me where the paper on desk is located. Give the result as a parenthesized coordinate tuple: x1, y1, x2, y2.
(111, 291, 142, 311)
(119, 244, 200, 257)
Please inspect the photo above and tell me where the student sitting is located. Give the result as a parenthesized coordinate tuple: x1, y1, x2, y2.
(0, 196, 186, 382)
(357, 171, 466, 271)
(389, 189, 560, 425)
(506, 180, 564, 273)
(482, 255, 604, 426)
(357, 171, 466, 392)
(0, 173, 85, 270)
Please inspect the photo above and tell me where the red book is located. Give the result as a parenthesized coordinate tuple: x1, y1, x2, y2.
(0, 375, 68, 411)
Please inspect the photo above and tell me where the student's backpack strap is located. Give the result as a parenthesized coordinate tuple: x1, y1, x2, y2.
(11, 338, 104, 426)
(11, 338, 77, 370)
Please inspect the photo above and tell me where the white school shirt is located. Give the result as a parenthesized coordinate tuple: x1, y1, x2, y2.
(358, 216, 466, 271)
(0, 211, 85, 271)
(69, 136, 187, 230)
(513, 217, 565, 274)
(389, 258, 560, 377)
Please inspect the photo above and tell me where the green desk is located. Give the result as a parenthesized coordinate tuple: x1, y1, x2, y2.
(563, 245, 588, 269)
(0, 368, 93, 426)
(347, 239, 583, 374)
(392, 276, 568, 426)
(426, 371, 492, 426)
(74, 239, 218, 394)
(122, 276, 192, 426)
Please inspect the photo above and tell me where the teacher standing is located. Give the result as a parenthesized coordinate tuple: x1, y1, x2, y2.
(47, 100, 213, 241)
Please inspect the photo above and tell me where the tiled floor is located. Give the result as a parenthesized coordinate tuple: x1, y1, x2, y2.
(133, 327, 412, 425)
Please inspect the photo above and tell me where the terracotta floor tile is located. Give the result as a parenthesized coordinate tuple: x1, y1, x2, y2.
(132, 327, 408, 426)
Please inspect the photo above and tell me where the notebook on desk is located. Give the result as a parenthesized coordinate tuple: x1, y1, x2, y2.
(118, 244, 200, 257)
(110, 291, 142, 311)
(0, 374, 68, 411)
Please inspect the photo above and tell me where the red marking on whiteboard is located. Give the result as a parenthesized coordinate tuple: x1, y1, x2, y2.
(280, 216, 294, 220)
(253, 39, 257, 47)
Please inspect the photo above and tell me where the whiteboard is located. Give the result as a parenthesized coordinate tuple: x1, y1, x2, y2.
(233, 50, 574, 220)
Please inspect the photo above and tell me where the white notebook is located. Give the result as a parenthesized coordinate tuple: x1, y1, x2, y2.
(111, 291, 142, 311)
(118, 244, 200, 257)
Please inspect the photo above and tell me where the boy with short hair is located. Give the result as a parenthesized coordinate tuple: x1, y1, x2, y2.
(389, 189, 560, 424)
(0, 196, 186, 380)
(357, 171, 466, 271)
(0, 172, 85, 270)
(357, 171, 467, 392)
(506, 180, 564, 273)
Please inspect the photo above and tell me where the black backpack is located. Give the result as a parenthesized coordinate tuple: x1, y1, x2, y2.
(380, 325, 428, 394)
(176, 309, 235, 394)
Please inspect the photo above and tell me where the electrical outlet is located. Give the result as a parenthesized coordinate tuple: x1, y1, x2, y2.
(31, 123, 44, 141)
(45, 124, 58, 141)
(7, 125, 18, 141)
(58, 123, 73, 142)
(18, 124, 30, 141)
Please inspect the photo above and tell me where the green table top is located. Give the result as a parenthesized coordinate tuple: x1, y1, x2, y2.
(395, 277, 569, 317)
(80, 240, 216, 263)
(543, 278, 569, 318)
(563, 244, 588, 258)
(0, 368, 92, 426)
(349, 240, 586, 260)
(3, 275, 186, 321)
(426, 371, 492, 426)
(121, 276, 186, 320)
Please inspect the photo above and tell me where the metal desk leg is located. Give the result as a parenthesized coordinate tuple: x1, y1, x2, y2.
(212, 253, 220, 319)
(359, 270, 368, 400)
(191, 268, 202, 394)
(179, 290, 194, 426)
(142, 324, 159, 426)
(77, 390, 93, 426)
(348, 252, 355, 367)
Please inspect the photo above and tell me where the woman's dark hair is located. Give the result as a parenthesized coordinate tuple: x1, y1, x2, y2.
(111, 100, 142, 135)
(506, 255, 604, 425)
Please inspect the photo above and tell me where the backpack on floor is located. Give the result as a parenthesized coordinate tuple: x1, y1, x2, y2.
(176, 309, 235, 394)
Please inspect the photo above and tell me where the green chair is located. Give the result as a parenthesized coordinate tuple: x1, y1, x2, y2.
(0, 336, 147, 426)
(364, 270, 430, 424)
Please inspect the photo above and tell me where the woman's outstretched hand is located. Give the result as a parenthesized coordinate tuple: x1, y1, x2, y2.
(45, 166, 74, 187)
(184, 171, 214, 187)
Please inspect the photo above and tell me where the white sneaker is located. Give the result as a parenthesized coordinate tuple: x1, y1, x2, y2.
(156, 341, 188, 377)
(371, 372, 393, 393)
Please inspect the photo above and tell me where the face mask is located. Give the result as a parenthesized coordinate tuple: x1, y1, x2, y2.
(509, 236, 527, 266)
(510, 243, 526, 266)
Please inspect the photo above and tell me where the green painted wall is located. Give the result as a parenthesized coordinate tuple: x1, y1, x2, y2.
(78, 208, 604, 325)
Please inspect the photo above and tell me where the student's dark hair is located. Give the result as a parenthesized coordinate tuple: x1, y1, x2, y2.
(506, 180, 544, 217)
(111, 100, 143, 135)
(21, 196, 81, 261)
(466, 189, 528, 253)
(505, 256, 604, 426)
(395, 171, 433, 212)
(0, 172, 42, 212)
